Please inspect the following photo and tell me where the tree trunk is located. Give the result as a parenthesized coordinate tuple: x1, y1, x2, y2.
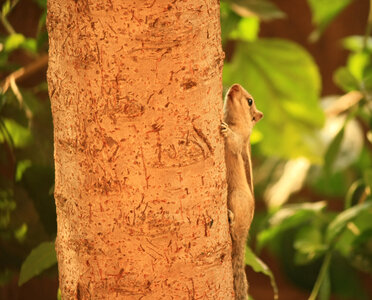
(47, 0, 232, 299)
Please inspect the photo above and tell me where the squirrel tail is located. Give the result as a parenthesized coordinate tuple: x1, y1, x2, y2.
(232, 238, 248, 300)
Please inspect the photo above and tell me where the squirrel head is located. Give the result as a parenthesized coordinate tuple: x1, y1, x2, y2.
(223, 84, 263, 133)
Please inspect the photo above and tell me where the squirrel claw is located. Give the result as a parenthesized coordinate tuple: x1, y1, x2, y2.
(220, 122, 229, 136)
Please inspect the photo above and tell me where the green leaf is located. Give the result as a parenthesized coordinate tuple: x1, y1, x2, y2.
(335, 207, 372, 258)
(221, 2, 240, 46)
(1, 0, 11, 17)
(324, 126, 345, 174)
(245, 246, 278, 299)
(331, 254, 369, 299)
(342, 36, 372, 53)
(294, 226, 327, 265)
(345, 179, 365, 209)
(258, 201, 327, 248)
(21, 38, 38, 54)
(229, 17, 259, 42)
(228, 0, 285, 21)
(4, 33, 25, 52)
(15, 159, 32, 182)
(0, 190, 16, 229)
(307, 0, 353, 41)
(347, 51, 371, 82)
(333, 67, 359, 92)
(250, 128, 263, 144)
(1, 118, 32, 148)
(363, 169, 372, 192)
(33, 0, 47, 9)
(350, 229, 372, 274)
(309, 252, 332, 300)
(224, 39, 325, 163)
(19, 241, 57, 286)
(318, 259, 331, 300)
(14, 223, 27, 243)
(326, 202, 372, 243)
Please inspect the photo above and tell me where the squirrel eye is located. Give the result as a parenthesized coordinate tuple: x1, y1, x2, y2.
(247, 98, 253, 106)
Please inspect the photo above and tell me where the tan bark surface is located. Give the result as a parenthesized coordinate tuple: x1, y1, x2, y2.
(47, 0, 232, 299)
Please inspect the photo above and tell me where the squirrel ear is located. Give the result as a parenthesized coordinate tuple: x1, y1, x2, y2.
(255, 110, 263, 122)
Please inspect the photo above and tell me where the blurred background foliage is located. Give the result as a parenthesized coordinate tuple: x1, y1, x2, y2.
(222, 0, 372, 299)
(0, 0, 372, 299)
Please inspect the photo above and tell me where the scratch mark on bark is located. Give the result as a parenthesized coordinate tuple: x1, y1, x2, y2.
(147, 0, 157, 8)
(192, 124, 213, 154)
(140, 145, 149, 189)
(147, 93, 154, 104)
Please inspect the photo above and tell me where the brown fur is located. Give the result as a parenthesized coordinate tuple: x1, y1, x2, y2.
(221, 84, 263, 300)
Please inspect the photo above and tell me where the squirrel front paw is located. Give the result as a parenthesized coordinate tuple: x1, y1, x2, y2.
(220, 121, 229, 137)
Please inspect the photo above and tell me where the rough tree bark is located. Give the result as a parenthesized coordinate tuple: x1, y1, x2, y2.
(47, 0, 232, 299)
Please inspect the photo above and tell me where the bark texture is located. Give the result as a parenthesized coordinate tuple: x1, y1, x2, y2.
(47, 0, 232, 299)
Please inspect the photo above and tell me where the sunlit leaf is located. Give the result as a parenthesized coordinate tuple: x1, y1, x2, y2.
(14, 223, 27, 243)
(245, 246, 278, 299)
(1, 0, 11, 17)
(4, 33, 25, 52)
(224, 39, 325, 163)
(1, 118, 32, 148)
(326, 202, 372, 243)
(347, 51, 371, 82)
(15, 159, 32, 182)
(19, 241, 57, 286)
(307, 0, 353, 41)
(324, 126, 345, 174)
(342, 36, 372, 53)
(229, 17, 259, 42)
(250, 128, 263, 144)
(228, 0, 285, 21)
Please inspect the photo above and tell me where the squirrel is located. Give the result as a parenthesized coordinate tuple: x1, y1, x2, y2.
(220, 84, 263, 300)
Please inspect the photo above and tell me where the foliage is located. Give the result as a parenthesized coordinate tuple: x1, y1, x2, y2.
(222, 0, 372, 299)
(0, 0, 56, 288)
(1, 0, 372, 299)
(245, 246, 278, 299)
(18, 241, 57, 286)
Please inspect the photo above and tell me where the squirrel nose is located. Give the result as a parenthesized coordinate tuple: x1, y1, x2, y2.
(254, 111, 263, 122)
